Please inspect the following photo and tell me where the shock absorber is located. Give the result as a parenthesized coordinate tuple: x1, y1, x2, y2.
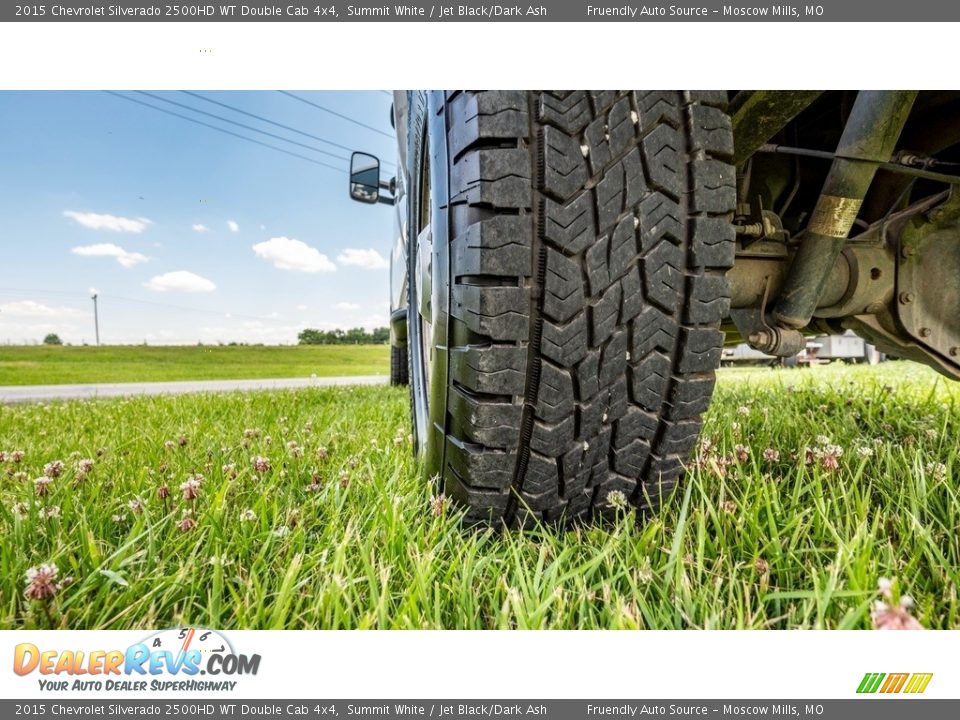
(763, 91, 917, 352)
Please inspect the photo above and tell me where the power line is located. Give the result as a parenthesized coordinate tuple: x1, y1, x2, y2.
(135, 91, 350, 162)
(278, 91, 394, 139)
(101, 293, 279, 323)
(180, 90, 395, 170)
(181, 90, 352, 150)
(103, 92, 346, 175)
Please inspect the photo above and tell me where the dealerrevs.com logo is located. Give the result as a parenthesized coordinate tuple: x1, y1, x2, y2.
(13, 627, 260, 692)
(857, 672, 933, 694)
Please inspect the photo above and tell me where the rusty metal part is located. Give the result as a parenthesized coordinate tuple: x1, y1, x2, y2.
(747, 326, 807, 357)
(728, 255, 849, 310)
(731, 193, 932, 316)
(816, 244, 894, 318)
(735, 223, 765, 238)
(730, 91, 825, 166)
(729, 189, 960, 379)
(728, 239, 894, 316)
(845, 314, 960, 380)
(736, 194, 789, 247)
(894, 189, 960, 375)
(834, 190, 955, 379)
(772, 91, 918, 330)
(728, 264, 807, 358)
(734, 211, 785, 241)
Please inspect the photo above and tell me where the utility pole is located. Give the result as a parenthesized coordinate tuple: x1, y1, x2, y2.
(91, 293, 100, 346)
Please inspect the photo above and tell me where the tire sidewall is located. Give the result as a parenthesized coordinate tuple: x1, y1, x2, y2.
(407, 91, 451, 482)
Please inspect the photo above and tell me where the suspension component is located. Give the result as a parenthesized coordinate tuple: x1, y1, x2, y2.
(746, 326, 807, 357)
(772, 91, 917, 331)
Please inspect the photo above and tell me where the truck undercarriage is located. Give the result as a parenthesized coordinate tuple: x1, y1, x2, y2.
(725, 91, 960, 379)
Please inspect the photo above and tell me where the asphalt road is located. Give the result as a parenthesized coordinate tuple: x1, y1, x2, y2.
(0, 375, 388, 404)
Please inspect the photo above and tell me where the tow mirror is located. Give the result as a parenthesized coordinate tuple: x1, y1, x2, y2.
(350, 152, 383, 204)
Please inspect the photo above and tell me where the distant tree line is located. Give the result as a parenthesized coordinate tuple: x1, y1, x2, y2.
(298, 327, 390, 345)
(24, 330, 391, 347)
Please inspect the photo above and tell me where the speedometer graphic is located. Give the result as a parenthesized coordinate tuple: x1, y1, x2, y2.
(141, 627, 234, 657)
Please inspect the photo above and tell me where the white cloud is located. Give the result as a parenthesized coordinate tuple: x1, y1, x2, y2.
(0, 300, 85, 318)
(336, 302, 361, 311)
(0, 321, 87, 345)
(252, 237, 336, 273)
(144, 271, 216, 293)
(361, 313, 389, 329)
(301, 313, 387, 333)
(0, 301, 90, 343)
(71, 243, 149, 268)
(192, 223, 210, 233)
(227, 220, 240, 233)
(295, 304, 308, 311)
(195, 323, 302, 344)
(337, 248, 389, 270)
(64, 210, 151, 234)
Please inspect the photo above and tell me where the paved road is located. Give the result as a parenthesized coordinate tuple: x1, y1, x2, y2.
(0, 375, 388, 404)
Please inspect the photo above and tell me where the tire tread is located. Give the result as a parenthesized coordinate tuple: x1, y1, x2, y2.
(437, 91, 735, 525)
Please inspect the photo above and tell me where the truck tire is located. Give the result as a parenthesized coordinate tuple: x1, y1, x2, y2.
(406, 91, 735, 526)
(390, 344, 409, 386)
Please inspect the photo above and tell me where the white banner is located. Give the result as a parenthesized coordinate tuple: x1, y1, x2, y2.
(0, 22, 958, 90)
(2, 630, 956, 699)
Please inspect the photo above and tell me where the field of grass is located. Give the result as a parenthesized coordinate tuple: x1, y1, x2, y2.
(1, 361, 958, 629)
(0, 345, 389, 385)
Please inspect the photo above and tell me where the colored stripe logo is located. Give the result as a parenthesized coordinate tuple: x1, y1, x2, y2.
(857, 672, 933, 694)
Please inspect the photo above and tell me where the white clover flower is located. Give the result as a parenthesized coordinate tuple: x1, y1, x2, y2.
(878, 577, 893, 597)
(606, 490, 628, 509)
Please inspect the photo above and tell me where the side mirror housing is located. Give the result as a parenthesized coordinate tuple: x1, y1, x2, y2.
(349, 152, 381, 204)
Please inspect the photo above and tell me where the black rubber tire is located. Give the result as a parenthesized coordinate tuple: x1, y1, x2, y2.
(390, 344, 409, 386)
(409, 91, 735, 527)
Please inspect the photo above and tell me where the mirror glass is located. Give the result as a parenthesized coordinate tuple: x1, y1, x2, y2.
(350, 152, 380, 203)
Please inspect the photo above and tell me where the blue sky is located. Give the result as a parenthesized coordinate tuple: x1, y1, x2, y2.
(0, 91, 397, 345)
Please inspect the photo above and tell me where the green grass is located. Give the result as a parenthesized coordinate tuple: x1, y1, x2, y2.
(1, 361, 958, 629)
(0, 345, 389, 385)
